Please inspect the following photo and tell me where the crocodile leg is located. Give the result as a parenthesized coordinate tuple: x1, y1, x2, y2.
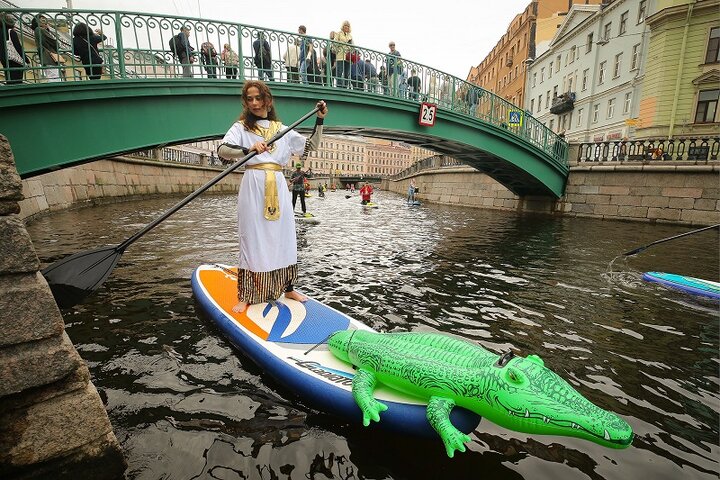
(427, 396, 472, 458)
(351, 368, 388, 426)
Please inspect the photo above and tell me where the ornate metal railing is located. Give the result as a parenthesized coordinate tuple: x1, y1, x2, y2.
(577, 137, 720, 163)
(0, 8, 567, 168)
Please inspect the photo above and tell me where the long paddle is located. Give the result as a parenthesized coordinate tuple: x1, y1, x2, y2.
(623, 223, 719, 256)
(42, 106, 321, 308)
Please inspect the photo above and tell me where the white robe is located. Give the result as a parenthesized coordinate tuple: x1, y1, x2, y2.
(221, 120, 307, 272)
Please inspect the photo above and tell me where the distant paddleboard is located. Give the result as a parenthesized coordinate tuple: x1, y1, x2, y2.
(362, 202, 379, 208)
(191, 264, 481, 437)
(294, 212, 320, 224)
(642, 272, 720, 300)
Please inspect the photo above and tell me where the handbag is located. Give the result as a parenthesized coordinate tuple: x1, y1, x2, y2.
(6, 38, 23, 64)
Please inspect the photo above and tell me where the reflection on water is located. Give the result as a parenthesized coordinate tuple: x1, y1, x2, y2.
(26, 190, 719, 480)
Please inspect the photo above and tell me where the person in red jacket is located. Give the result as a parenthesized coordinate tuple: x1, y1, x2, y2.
(359, 182, 373, 205)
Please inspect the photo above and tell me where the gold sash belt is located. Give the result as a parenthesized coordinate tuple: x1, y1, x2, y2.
(246, 163, 282, 221)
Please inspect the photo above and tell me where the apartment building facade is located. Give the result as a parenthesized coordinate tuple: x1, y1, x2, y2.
(635, 0, 720, 138)
(467, 0, 602, 107)
(525, 0, 651, 142)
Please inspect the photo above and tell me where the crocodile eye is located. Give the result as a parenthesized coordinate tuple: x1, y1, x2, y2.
(505, 367, 526, 385)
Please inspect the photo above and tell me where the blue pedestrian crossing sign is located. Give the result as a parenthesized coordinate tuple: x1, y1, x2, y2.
(508, 110, 523, 127)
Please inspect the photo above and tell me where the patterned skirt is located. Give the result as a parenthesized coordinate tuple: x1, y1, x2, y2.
(237, 264, 298, 304)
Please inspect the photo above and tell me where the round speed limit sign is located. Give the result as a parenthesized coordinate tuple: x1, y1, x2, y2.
(418, 102, 437, 127)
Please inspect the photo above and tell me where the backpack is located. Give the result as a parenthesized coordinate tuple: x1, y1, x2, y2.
(169, 34, 181, 55)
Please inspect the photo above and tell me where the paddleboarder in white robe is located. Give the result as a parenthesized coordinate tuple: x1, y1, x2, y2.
(218, 80, 328, 313)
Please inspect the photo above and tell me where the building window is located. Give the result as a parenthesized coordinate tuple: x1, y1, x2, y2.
(567, 76, 573, 92)
(540, 67, 545, 82)
(533, 72, 537, 87)
(695, 89, 719, 123)
(577, 108, 583, 127)
(593, 103, 599, 123)
(553, 85, 558, 98)
(619, 11, 629, 35)
(530, 98, 535, 113)
(546, 91, 550, 108)
(549, 62, 553, 78)
(614, 53, 623, 78)
(556, 55, 561, 72)
(603, 22, 612, 42)
(607, 98, 616, 119)
(631, 44, 641, 69)
(638, 0, 647, 24)
(599, 61, 606, 84)
(624, 92, 632, 114)
(705, 27, 720, 64)
(549, 119, 554, 131)
(570, 46, 576, 63)
(582, 69, 589, 90)
(538, 95, 543, 110)
(587, 32, 593, 53)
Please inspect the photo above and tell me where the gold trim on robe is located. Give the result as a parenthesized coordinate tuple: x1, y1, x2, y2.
(245, 162, 283, 220)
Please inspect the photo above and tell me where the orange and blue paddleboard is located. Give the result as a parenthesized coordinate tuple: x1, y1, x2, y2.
(191, 264, 481, 437)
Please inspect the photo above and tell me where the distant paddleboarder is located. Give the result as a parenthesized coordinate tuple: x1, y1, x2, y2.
(360, 182, 373, 205)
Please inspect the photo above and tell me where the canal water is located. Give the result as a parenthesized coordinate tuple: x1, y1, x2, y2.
(26, 189, 718, 480)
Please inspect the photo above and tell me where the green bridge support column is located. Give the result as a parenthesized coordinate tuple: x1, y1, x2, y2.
(0, 136, 126, 478)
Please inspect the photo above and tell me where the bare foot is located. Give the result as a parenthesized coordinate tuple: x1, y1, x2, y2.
(231, 301, 248, 313)
(285, 290, 308, 302)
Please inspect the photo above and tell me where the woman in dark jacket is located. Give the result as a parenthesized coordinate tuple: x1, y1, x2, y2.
(1, 14, 29, 84)
(72, 22, 106, 80)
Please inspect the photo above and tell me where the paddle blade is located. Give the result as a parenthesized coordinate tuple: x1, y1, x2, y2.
(41, 246, 123, 308)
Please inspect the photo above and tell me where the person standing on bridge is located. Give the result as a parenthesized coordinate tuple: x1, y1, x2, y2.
(221, 43, 239, 79)
(333, 21, 353, 88)
(217, 81, 328, 313)
(72, 22, 107, 80)
(31, 14, 62, 83)
(170, 26, 195, 78)
(386, 41, 402, 96)
(1, 14, 29, 85)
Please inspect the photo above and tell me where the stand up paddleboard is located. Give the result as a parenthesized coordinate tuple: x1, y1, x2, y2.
(294, 212, 320, 224)
(191, 264, 481, 437)
(642, 271, 720, 300)
(407, 201, 421, 206)
(362, 202, 379, 208)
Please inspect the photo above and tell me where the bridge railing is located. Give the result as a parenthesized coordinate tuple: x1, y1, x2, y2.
(0, 8, 567, 168)
(389, 154, 464, 180)
(576, 137, 720, 163)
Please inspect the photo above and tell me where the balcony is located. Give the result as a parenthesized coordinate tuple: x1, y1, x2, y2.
(550, 92, 575, 114)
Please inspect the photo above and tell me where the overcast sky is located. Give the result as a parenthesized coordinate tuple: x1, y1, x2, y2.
(15, 0, 534, 78)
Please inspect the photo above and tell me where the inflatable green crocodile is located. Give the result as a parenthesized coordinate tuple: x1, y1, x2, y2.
(328, 330, 633, 457)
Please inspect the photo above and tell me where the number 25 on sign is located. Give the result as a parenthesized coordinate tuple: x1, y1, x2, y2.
(418, 102, 437, 127)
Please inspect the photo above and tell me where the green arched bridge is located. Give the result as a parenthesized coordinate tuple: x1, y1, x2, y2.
(0, 8, 568, 197)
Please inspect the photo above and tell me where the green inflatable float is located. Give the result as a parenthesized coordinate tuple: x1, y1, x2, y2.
(328, 330, 633, 457)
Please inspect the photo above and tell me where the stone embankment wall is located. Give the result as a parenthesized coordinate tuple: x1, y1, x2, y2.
(383, 162, 719, 226)
(0, 136, 126, 478)
(19, 156, 243, 221)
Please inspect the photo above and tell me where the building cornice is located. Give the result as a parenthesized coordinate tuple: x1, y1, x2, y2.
(646, 0, 720, 27)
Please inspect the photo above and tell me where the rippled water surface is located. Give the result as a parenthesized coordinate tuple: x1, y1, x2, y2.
(26, 190, 719, 480)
